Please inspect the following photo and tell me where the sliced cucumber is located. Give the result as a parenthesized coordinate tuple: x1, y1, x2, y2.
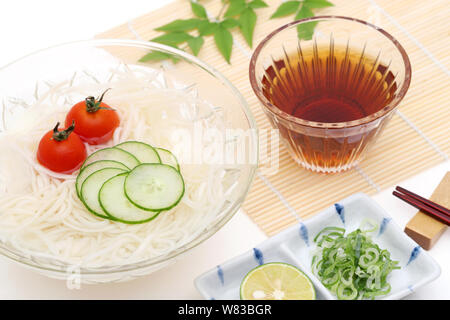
(99, 173, 160, 224)
(116, 141, 160, 164)
(80, 168, 127, 219)
(81, 147, 140, 170)
(76, 160, 129, 196)
(124, 163, 185, 211)
(155, 147, 180, 171)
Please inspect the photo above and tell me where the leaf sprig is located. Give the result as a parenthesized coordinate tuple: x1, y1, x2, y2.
(270, 0, 333, 40)
(140, 0, 333, 64)
(140, 0, 268, 64)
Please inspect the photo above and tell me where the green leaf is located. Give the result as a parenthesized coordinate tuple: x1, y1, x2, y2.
(295, 5, 316, 39)
(295, 4, 314, 19)
(187, 36, 204, 56)
(190, 1, 208, 18)
(224, 0, 246, 17)
(139, 51, 175, 62)
(198, 20, 219, 36)
(214, 25, 233, 63)
(155, 19, 201, 32)
(304, 0, 334, 9)
(151, 32, 193, 47)
(238, 7, 257, 48)
(270, 1, 301, 19)
(249, 0, 269, 9)
(221, 18, 240, 29)
(297, 21, 318, 40)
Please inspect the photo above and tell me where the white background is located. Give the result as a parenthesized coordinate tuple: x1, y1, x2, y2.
(0, 0, 448, 299)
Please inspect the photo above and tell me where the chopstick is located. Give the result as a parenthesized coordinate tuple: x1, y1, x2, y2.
(396, 186, 450, 215)
(393, 186, 450, 226)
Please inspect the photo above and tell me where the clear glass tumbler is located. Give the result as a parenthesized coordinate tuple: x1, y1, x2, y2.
(249, 16, 411, 173)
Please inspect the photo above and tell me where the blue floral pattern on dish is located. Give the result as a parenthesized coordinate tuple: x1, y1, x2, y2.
(216, 265, 224, 286)
(253, 248, 264, 265)
(378, 217, 391, 237)
(334, 203, 345, 225)
(299, 222, 309, 246)
(406, 246, 421, 266)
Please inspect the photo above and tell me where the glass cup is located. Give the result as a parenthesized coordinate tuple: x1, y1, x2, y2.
(249, 16, 411, 173)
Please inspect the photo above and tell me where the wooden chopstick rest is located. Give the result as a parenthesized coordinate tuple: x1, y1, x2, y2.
(404, 172, 450, 250)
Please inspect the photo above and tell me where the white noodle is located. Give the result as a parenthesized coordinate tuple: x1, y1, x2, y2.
(0, 64, 231, 268)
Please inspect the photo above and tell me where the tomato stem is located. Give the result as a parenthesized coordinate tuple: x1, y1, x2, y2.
(85, 88, 114, 113)
(52, 121, 75, 141)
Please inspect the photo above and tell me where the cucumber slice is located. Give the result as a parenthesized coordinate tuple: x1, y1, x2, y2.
(124, 163, 185, 211)
(99, 173, 160, 224)
(81, 147, 139, 170)
(116, 141, 160, 164)
(155, 147, 180, 171)
(76, 160, 129, 196)
(80, 168, 127, 219)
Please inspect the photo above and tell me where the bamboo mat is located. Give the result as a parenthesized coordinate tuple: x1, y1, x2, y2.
(97, 0, 450, 236)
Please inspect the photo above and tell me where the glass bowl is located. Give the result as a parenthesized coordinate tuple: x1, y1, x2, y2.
(0, 39, 258, 283)
(249, 16, 411, 173)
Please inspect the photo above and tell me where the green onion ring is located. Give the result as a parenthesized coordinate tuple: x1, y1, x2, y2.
(311, 224, 400, 300)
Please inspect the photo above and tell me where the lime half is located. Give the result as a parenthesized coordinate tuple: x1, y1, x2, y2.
(240, 262, 316, 300)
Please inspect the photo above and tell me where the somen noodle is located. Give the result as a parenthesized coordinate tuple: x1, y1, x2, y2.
(0, 64, 230, 268)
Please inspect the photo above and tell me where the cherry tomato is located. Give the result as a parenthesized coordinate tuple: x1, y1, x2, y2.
(37, 121, 87, 174)
(65, 89, 120, 145)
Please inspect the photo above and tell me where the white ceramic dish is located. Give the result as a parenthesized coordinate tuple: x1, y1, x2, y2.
(195, 193, 441, 300)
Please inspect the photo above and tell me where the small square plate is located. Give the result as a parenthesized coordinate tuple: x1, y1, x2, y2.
(194, 193, 441, 300)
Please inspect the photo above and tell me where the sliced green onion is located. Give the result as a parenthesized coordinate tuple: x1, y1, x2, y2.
(359, 247, 380, 267)
(337, 284, 358, 300)
(313, 226, 345, 243)
(339, 267, 354, 286)
(311, 224, 400, 300)
(322, 271, 339, 286)
(354, 234, 362, 259)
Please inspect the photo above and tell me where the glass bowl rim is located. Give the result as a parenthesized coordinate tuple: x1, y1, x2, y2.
(249, 15, 412, 129)
(0, 39, 259, 276)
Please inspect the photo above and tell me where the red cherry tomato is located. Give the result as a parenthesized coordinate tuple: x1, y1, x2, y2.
(65, 89, 120, 145)
(37, 121, 87, 174)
